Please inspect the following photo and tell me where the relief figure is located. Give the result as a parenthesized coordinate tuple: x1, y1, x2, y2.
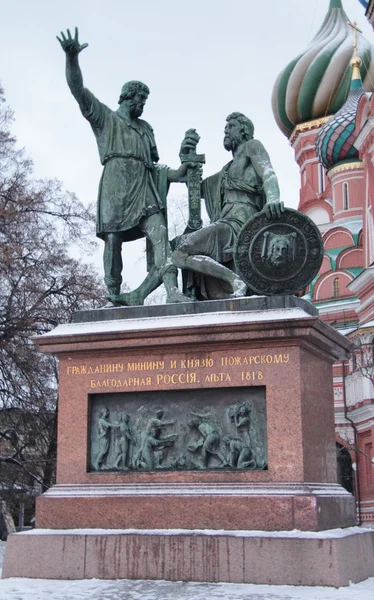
(223, 435, 256, 469)
(133, 410, 178, 470)
(114, 412, 134, 470)
(261, 231, 297, 267)
(94, 408, 112, 470)
(232, 401, 252, 446)
(187, 409, 228, 469)
(229, 400, 266, 469)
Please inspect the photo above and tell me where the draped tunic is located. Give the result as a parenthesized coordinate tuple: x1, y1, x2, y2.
(78, 89, 165, 241)
(201, 157, 265, 263)
(178, 144, 267, 300)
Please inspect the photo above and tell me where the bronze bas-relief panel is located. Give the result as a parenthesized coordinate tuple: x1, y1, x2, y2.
(88, 386, 267, 472)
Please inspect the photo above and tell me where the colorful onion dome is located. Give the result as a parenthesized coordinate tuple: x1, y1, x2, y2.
(316, 56, 366, 169)
(272, 0, 374, 138)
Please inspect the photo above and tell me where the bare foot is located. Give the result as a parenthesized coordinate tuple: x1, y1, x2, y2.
(230, 278, 247, 298)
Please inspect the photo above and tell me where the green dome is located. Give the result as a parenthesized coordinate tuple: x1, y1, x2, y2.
(272, 0, 374, 138)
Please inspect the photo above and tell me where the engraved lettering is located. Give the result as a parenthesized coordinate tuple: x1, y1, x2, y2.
(67, 362, 125, 376)
(180, 358, 213, 369)
(156, 372, 197, 385)
(205, 373, 231, 383)
(127, 361, 163, 372)
(241, 370, 265, 382)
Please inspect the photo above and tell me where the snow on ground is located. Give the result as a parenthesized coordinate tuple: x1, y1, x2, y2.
(0, 540, 374, 599)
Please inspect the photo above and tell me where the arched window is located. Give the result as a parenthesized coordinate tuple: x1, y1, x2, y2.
(318, 164, 325, 193)
(336, 443, 354, 494)
(333, 277, 340, 298)
(343, 182, 349, 210)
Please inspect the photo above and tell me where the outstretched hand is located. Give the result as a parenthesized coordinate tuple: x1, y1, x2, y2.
(57, 27, 88, 57)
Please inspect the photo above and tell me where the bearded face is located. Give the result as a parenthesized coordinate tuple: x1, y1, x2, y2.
(269, 239, 290, 266)
(128, 91, 148, 118)
(265, 233, 296, 267)
(129, 99, 144, 118)
(223, 119, 244, 152)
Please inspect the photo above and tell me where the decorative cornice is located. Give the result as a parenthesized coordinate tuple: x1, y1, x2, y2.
(289, 117, 333, 144)
(349, 326, 374, 339)
(345, 404, 374, 425)
(327, 161, 364, 176)
(315, 298, 360, 315)
(348, 266, 374, 293)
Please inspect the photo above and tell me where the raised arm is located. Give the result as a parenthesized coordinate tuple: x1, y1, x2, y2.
(57, 27, 88, 104)
(247, 139, 284, 218)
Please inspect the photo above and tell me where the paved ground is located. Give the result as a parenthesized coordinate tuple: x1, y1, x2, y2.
(1, 541, 374, 599)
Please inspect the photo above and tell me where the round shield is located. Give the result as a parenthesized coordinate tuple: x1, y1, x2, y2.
(234, 208, 324, 296)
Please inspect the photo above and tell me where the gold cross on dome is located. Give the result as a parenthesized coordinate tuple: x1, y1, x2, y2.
(348, 20, 363, 59)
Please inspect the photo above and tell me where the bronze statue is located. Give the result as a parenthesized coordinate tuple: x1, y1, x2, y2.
(57, 30, 322, 303)
(172, 113, 284, 300)
(57, 28, 195, 306)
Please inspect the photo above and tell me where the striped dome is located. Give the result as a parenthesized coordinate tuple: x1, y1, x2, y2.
(316, 82, 364, 169)
(272, 0, 374, 138)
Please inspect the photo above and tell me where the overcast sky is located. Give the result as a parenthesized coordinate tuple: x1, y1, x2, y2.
(0, 0, 372, 290)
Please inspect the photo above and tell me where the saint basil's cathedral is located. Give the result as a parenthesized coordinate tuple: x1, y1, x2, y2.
(272, 0, 374, 523)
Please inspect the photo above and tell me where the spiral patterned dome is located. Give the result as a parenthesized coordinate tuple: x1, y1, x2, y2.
(272, 0, 374, 138)
(316, 61, 365, 170)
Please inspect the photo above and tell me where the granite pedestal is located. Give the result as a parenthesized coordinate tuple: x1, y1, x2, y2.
(3, 296, 374, 586)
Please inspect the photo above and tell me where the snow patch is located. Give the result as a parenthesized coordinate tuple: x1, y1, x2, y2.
(39, 307, 314, 339)
(13, 525, 373, 540)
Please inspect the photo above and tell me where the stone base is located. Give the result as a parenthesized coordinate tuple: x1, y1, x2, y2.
(3, 527, 374, 587)
(7, 297, 361, 585)
(35, 482, 356, 532)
